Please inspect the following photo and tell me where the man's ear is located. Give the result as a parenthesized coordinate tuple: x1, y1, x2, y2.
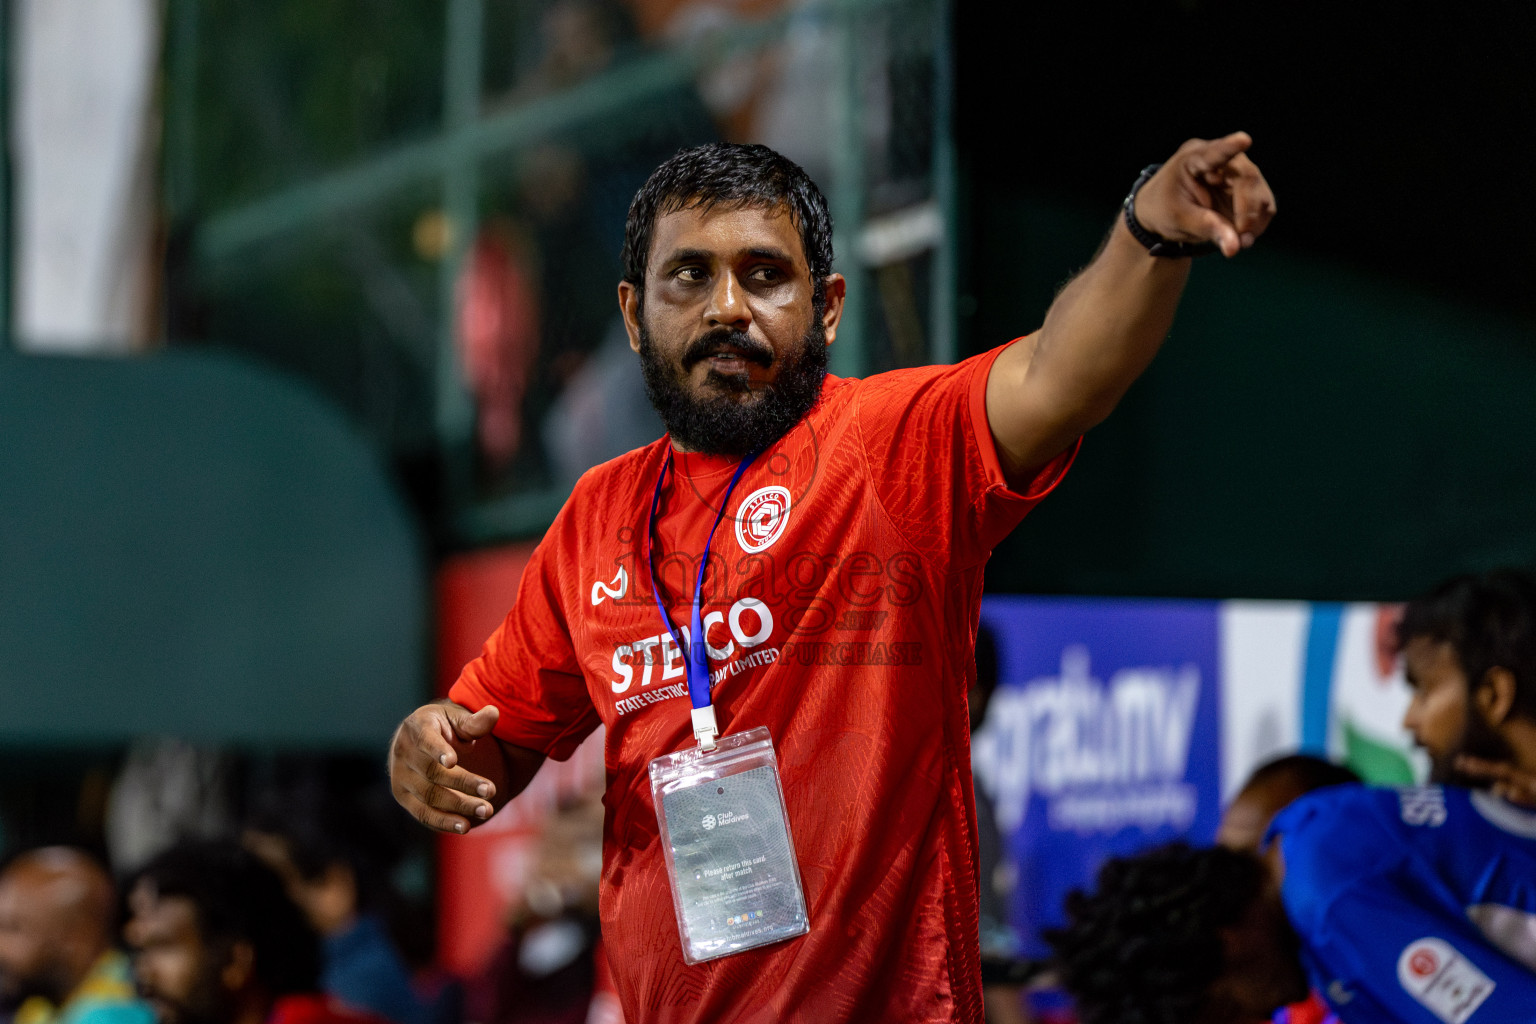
(619, 281, 643, 354)
(819, 274, 846, 348)
(1475, 667, 1518, 726)
(220, 941, 256, 993)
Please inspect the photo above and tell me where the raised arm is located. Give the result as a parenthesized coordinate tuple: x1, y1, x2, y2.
(985, 132, 1275, 486)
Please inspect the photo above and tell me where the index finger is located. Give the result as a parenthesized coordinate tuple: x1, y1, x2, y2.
(1226, 155, 1277, 240)
(1186, 131, 1253, 176)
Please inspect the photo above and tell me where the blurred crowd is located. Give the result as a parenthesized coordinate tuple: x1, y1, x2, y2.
(5, 569, 1533, 1024)
(449, 0, 927, 494)
(0, 771, 616, 1024)
(8, 1, 1535, 1022)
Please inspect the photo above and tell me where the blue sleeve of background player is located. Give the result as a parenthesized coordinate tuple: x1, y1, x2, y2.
(1272, 787, 1536, 1023)
(1298, 871, 1536, 1024)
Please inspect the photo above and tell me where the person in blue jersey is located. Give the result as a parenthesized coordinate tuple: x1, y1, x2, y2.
(1046, 783, 1536, 1024)
(1398, 570, 1536, 802)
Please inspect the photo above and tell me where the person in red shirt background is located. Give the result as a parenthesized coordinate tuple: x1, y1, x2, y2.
(390, 138, 1275, 1023)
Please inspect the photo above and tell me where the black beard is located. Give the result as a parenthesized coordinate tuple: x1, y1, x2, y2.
(638, 318, 827, 456)
(1429, 701, 1516, 786)
(139, 972, 229, 1024)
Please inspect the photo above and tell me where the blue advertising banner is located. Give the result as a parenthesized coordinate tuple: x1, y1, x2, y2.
(973, 596, 1223, 960)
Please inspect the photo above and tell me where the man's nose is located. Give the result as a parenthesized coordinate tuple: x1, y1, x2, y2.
(704, 272, 750, 330)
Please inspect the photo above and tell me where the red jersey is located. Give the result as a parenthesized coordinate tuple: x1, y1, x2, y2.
(451, 343, 1075, 1023)
(267, 995, 391, 1024)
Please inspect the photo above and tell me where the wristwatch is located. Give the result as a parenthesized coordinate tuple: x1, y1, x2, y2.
(1122, 163, 1217, 259)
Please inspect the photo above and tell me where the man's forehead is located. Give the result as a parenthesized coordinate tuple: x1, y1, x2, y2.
(1403, 636, 1463, 677)
(0, 864, 70, 917)
(649, 200, 806, 263)
(129, 889, 200, 941)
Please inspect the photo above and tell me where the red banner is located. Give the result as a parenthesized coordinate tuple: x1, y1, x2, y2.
(434, 541, 605, 976)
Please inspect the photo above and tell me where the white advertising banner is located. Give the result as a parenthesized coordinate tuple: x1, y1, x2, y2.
(976, 596, 1424, 962)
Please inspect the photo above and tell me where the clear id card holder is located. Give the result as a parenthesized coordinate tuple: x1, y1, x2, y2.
(649, 726, 809, 964)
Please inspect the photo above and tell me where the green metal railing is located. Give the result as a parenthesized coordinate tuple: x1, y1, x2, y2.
(179, 0, 956, 544)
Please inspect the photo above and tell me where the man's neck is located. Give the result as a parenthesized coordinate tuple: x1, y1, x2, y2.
(232, 990, 274, 1024)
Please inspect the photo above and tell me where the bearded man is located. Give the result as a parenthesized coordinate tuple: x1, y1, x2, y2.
(0, 848, 151, 1024)
(389, 138, 1274, 1023)
(126, 842, 384, 1024)
(1400, 570, 1536, 800)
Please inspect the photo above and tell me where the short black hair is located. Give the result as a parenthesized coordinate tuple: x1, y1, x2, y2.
(1045, 842, 1266, 1024)
(621, 143, 834, 311)
(1241, 753, 1361, 796)
(1398, 569, 1536, 719)
(132, 841, 320, 996)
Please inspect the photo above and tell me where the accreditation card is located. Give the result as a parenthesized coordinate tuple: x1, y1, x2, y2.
(648, 726, 809, 964)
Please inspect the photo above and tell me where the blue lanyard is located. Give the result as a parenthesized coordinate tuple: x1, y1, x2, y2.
(646, 450, 759, 724)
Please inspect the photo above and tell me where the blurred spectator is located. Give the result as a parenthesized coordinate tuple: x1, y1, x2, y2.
(1399, 569, 1536, 801)
(105, 741, 235, 877)
(1048, 784, 1536, 1024)
(125, 842, 379, 1024)
(513, 0, 631, 98)
(468, 799, 606, 1024)
(0, 848, 151, 1024)
(1216, 755, 1360, 1024)
(242, 803, 432, 1024)
(460, 0, 713, 492)
(625, 0, 836, 182)
(969, 624, 1030, 1024)
(1216, 754, 1361, 852)
(542, 319, 664, 487)
(456, 223, 542, 477)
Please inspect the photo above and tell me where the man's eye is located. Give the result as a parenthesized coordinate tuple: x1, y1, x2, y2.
(752, 267, 782, 283)
(676, 267, 705, 282)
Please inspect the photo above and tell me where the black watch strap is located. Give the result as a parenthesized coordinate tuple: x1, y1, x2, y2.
(1122, 163, 1218, 259)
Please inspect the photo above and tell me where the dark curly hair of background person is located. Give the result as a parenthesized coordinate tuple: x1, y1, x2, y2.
(1044, 842, 1265, 1024)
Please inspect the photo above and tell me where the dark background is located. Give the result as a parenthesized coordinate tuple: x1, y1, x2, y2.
(956, 0, 1536, 600)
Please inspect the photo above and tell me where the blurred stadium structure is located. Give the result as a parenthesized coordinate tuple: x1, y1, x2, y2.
(4, 0, 1536, 1005)
(2, 0, 957, 732)
(164, 0, 958, 545)
(0, 0, 959, 982)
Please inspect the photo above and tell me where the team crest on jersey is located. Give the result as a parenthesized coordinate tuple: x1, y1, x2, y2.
(1397, 937, 1494, 1023)
(735, 486, 791, 553)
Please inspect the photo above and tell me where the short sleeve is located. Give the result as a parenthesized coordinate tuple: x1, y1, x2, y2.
(448, 510, 601, 761)
(855, 340, 1078, 571)
(1274, 788, 1536, 1024)
(1295, 872, 1536, 1024)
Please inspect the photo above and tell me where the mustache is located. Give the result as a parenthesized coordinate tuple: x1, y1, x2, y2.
(680, 329, 774, 371)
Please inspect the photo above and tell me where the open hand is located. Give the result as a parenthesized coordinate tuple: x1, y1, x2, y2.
(389, 700, 501, 833)
(1133, 132, 1276, 257)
